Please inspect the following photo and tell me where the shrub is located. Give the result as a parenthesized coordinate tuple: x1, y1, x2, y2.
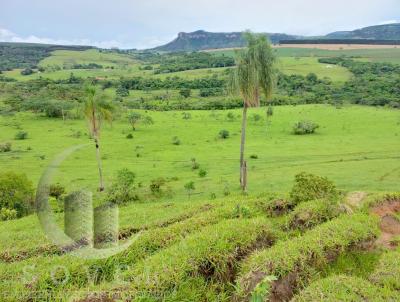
(292, 120, 319, 135)
(266, 105, 273, 117)
(184, 181, 195, 198)
(49, 183, 66, 200)
(198, 169, 207, 178)
(250, 154, 258, 159)
(226, 112, 235, 121)
(0, 171, 34, 218)
(20, 68, 34, 75)
(287, 199, 343, 230)
(15, 131, 28, 140)
(149, 177, 166, 195)
(179, 88, 191, 98)
(116, 86, 130, 97)
(191, 158, 200, 170)
(252, 114, 262, 122)
(236, 214, 379, 300)
(219, 129, 230, 139)
(182, 112, 191, 120)
(107, 168, 139, 204)
(292, 275, 396, 302)
(0, 208, 18, 221)
(0, 142, 11, 152)
(172, 136, 181, 145)
(126, 133, 133, 139)
(290, 172, 339, 204)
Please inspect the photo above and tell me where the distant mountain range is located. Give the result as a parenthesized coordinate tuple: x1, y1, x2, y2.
(152, 23, 400, 52)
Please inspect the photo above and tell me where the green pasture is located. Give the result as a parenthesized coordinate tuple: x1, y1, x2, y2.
(0, 105, 399, 204)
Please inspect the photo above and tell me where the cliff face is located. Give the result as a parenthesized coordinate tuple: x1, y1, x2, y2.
(152, 24, 400, 52)
(153, 30, 299, 52)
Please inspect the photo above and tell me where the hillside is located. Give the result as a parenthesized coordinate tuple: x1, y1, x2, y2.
(326, 23, 400, 40)
(153, 24, 400, 52)
(0, 42, 93, 71)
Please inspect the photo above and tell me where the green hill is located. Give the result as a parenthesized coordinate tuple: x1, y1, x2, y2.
(326, 23, 400, 40)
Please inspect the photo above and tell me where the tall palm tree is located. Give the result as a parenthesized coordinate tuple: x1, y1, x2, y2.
(84, 86, 114, 192)
(229, 32, 276, 192)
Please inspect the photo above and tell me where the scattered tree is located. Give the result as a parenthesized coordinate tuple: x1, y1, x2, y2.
(184, 181, 195, 199)
(228, 32, 276, 192)
(84, 86, 114, 191)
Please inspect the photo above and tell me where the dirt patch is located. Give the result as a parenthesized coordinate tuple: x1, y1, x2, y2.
(371, 200, 400, 249)
(346, 191, 367, 208)
(269, 272, 298, 302)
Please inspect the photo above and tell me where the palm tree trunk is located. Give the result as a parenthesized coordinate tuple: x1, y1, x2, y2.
(94, 137, 105, 192)
(240, 102, 248, 192)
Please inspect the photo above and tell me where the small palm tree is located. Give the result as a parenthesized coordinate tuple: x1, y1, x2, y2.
(84, 86, 114, 192)
(229, 32, 276, 192)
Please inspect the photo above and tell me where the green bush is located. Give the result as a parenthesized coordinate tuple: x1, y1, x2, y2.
(292, 120, 319, 135)
(236, 214, 379, 300)
(107, 168, 139, 204)
(292, 275, 397, 302)
(219, 129, 230, 139)
(0, 207, 18, 221)
(0, 142, 11, 152)
(126, 133, 133, 139)
(290, 172, 339, 204)
(172, 136, 181, 145)
(179, 88, 191, 98)
(15, 131, 28, 140)
(149, 177, 166, 195)
(0, 171, 34, 218)
(198, 169, 207, 178)
(287, 199, 343, 230)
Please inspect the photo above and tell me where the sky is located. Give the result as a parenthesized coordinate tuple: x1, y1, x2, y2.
(0, 0, 399, 49)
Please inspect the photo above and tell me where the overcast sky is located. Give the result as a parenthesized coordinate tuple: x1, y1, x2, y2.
(0, 0, 399, 49)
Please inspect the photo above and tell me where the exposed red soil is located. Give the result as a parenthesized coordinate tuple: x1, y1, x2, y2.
(371, 200, 400, 249)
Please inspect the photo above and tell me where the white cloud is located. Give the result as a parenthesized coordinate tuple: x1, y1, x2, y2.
(0, 27, 127, 49)
(378, 20, 398, 25)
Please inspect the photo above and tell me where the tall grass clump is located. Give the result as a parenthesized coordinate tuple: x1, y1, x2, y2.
(120, 218, 278, 300)
(235, 213, 379, 301)
(292, 275, 398, 302)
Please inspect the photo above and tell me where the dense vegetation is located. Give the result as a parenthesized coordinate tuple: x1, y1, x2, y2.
(0, 42, 92, 71)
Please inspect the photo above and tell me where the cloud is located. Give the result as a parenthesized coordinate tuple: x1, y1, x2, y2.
(378, 20, 398, 25)
(0, 27, 127, 49)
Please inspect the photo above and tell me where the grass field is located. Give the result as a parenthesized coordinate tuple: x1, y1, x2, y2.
(2, 48, 355, 82)
(1, 105, 399, 202)
(211, 47, 400, 64)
